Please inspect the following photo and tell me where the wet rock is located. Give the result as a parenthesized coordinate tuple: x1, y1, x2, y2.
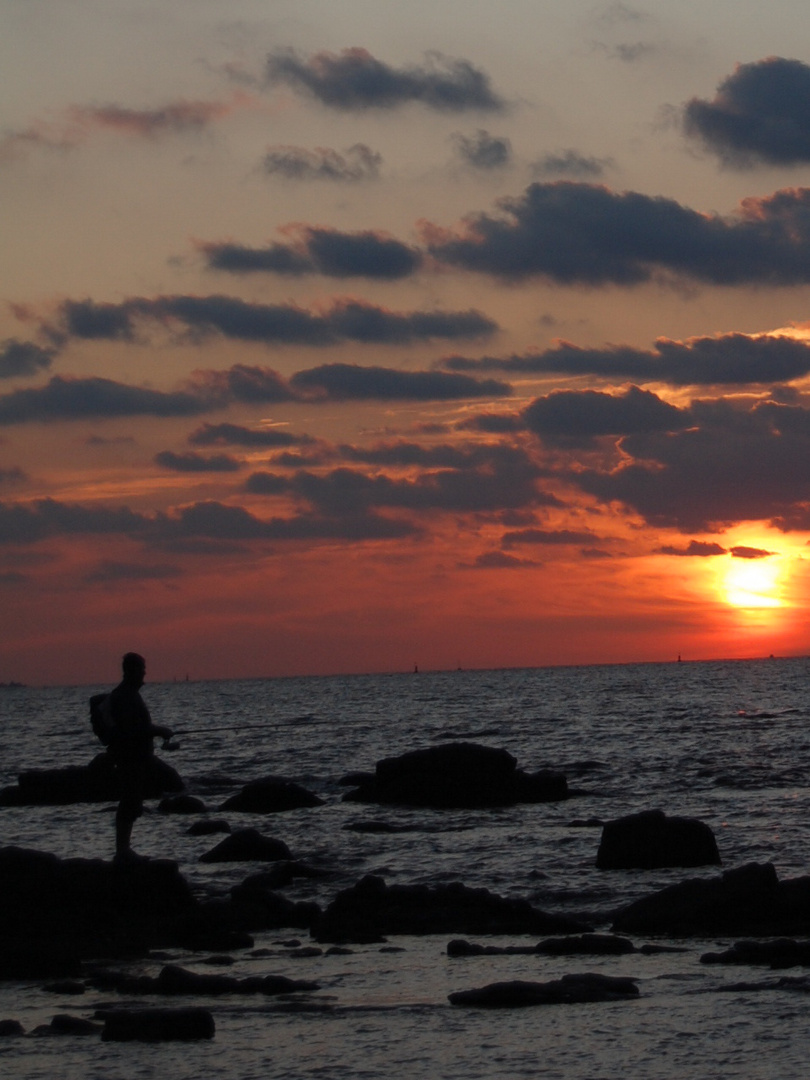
(341, 742, 568, 808)
(90, 964, 319, 997)
(33, 1014, 102, 1036)
(0, 846, 215, 968)
(43, 980, 86, 994)
(448, 973, 640, 1007)
(159, 794, 206, 814)
(187, 818, 231, 836)
(0, 1020, 24, 1037)
(239, 861, 330, 890)
(199, 828, 292, 863)
(311, 874, 590, 943)
(612, 862, 810, 936)
(220, 778, 324, 814)
(229, 882, 322, 930)
(101, 1007, 215, 1042)
(597, 809, 721, 870)
(701, 939, 810, 969)
(0, 753, 183, 806)
(447, 934, 636, 957)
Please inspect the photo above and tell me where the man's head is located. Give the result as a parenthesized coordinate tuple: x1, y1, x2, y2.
(121, 652, 146, 687)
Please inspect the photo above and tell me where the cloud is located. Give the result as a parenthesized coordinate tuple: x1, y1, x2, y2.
(469, 551, 539, 569)
(173, 500, 418, 542)
(423, 181, 810, 286)
(262, 143, 382, 181)
(0, 375, 211, 425)
(684, 57, 810, 166)
(531, 149, 612, 178)
(265, 47, 505, 112)
(501, 528, 601, 547)
(154, 450, 241, 472)
(729, 545, 775, 559)
(452, 129, 511, 169)
(656, 540, 727, 556)
(186, 364, 294, 404)
(440, 332, 810, 387)
(67, 97, 248, 137)
(0, 498, 152, 544)
(568, 396, 810, 531)
(522, 385, 688, 446)
(187, 423, 310, 448)
(289, 363, 510, 401)
(0, 339, 55, 379)
(247, 443, 551, 515)
(84, 561, 182, 583)
(58, 295, 497, 346)
(202, 227, 422, 279)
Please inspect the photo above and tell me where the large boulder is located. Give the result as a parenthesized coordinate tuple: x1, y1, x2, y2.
(311, 874, 590, 943)
(596, 809, 721, 870)
(341, 742, 567, 808)
(612, 862, 810, 937)
(0, 753, 183, 806)
(448, 973, 640, 1007)
(199, 828, 292, 863)
(220, 778, 323, 814)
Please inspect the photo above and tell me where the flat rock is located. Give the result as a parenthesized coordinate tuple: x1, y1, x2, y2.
(312, 874, 590, 943)
(0, 754, 183, 806)
(448, 973, 640, 1007)
(341, 742, 567, 809)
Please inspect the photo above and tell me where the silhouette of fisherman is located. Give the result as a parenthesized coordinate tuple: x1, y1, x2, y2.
(107, 652, 172, 864)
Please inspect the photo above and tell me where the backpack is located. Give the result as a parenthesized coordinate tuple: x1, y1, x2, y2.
(89, 693, 116, 746)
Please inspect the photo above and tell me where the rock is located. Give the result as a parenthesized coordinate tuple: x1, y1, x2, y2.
(448, 973, 640, 1007)
(311, 874, 590, 943)
(701, 939, 810, 969)
(341, 742, 568, 808)
(0, 846, 206, 968)
(229, 880, 321, 930)
(101, 1007, 215, 1042)
(90, 964, 319, 997)
(159, 794, 206, 814)
(0, 753, 183, 806)
(612, 862, 810, 936)
(0, 1020, 24, 1037)
(199, 829, 292, 863)
(187, 818, 231, 836)
(447, 934, 635, 957)
(43, 980, 86, 994)
(596, 809, 721, 869)
(33, 1014, 102, 1036)
(220, 778, 324, 813)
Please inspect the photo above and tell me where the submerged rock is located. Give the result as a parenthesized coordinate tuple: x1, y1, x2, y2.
(0, 753, 183, 806)
(448, 973, 640, 1007)
(311, 874, 590, 943)
(701, 939, 810, 969)
(220, 778, 324, 814)
(612, 862, 810, 936)
(596, 809, 721, 870)
(341, 742, 568, 808)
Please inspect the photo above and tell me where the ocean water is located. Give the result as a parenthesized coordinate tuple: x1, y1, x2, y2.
(2, 657, 810, 1078)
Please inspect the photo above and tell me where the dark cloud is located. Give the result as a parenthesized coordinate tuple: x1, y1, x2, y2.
(247, 444, 553, 516)
(154, 450, 241, 473)
(501, 527, 600, 547)
(262, 143, 382, 181)
(569, 397, 810, 531)
(730, 545, 775, 559)
(424, 181, 810, 285)
(187, 364, 294, 404)
(0, 375, 210, 425)
(0, 339, 55, 378)
(289, 363, 510, 401)
(453, 129, 511, 169)
(58, 295, 496, 346)
(0, 498, 152, 544)
(440, 332, 810, 388)
(531, 149, 612, 178)
(188, 423, 309, 448)
(684, 58, 810, 166)
(523, 385, 688, 446)
(203, 227, 422, 280)
(68, 99, 243, 137)
(470, 551, 539, 569)
(265, 47, 505, 112)
(656, 540, 727, 556)
(173, 500, 417, 542)
(0, 467, 27, 485)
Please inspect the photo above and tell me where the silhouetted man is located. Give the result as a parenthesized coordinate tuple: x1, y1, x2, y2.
(107, 652, 172, 863)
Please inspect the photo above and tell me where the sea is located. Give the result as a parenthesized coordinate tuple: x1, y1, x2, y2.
(2, 657, 810, 1079)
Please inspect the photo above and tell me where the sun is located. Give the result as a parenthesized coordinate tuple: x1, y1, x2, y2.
(722, 557, 783, 609)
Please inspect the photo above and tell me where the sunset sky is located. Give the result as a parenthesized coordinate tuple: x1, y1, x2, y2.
(5, 1, 810, 685)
